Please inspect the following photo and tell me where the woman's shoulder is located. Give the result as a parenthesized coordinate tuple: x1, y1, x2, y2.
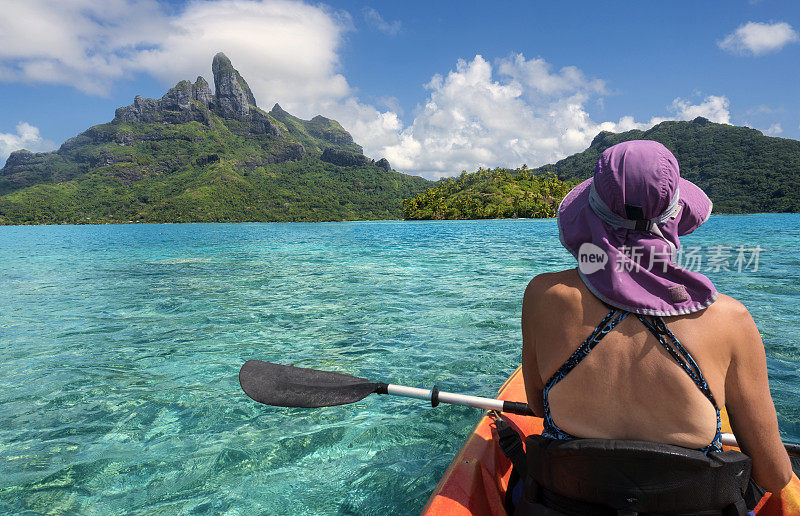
(524, 269, 585, 313)
(708, 292, 749, 314)
(694, 293, 760, 346)
(526, 268, 581, 291)
(661, 292, 759, 364)
(693, 293, 754, 326)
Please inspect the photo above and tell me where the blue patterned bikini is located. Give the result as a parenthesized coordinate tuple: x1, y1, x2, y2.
(541, 307, 723, 454)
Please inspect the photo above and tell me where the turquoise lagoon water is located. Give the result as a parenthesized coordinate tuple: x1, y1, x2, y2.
(1, 215, 798, 514)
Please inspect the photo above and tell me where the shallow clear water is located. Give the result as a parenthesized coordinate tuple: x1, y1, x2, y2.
(0, 215, 798, 514)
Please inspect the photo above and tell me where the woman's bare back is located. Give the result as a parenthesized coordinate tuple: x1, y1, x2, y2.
(521, 268, 792, 492)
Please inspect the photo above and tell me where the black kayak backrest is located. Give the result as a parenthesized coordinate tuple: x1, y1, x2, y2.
(522, 435, 752, 515)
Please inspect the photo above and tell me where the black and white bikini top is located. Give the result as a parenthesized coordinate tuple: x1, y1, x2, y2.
(540, 306, 722, 454)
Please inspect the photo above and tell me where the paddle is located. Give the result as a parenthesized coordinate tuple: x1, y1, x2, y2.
(239, 360, 800, 458)
(239, 359, 534, 415)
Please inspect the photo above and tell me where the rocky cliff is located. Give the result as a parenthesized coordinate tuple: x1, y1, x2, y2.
(113, 53, 284, 139)
(212, 52, 257, 118)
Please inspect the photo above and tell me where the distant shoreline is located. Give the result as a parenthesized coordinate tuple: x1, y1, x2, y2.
(2, 212, 797, 228)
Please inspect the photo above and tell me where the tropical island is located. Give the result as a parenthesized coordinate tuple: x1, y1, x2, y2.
(0, 53, 431, 224)
(402, 169, 574, 220)
(1, 54, 799, 225)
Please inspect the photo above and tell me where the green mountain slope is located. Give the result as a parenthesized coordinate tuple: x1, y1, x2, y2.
(268, 103, 362, 157)
(0, 53, 431, 224)
(537, 117, 800, 213)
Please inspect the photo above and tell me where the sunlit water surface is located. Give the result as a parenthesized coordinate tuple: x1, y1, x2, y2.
(1, 215, 798, 514)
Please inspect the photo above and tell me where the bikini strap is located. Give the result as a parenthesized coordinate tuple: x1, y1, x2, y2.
(541, 308, 629, 440)
(636, 314, 723, 452)
(635, 315, 719, 409)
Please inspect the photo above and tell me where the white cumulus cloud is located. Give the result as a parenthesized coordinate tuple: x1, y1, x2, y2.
(746, 104, 776, 116)
(0, 0, 352, 109)
(670, 95, 730, 124)
(719, 21, 799, 56)
(0, 122, 57, 165)
(764, 123, 783, 136)
(374, 55, 731, 178)
(134, 0, 353, 114)
(0, 0, 169, 95)
(363, 7, 401, 36)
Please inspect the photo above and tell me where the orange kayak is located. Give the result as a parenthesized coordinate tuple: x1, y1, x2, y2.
(422, 366, 800, 515)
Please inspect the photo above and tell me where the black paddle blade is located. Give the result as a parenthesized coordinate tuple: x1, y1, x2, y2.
(239, 360, 381, 408)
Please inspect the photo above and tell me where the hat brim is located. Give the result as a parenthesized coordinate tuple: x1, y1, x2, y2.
(675, 177, 713, 236)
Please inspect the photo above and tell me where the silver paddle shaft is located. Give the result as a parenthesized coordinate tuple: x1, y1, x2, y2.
(385, 384, 506, 411)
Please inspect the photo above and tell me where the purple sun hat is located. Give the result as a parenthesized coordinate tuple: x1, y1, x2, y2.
(557, 140, 717, 316)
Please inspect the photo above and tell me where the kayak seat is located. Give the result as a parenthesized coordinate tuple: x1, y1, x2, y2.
(513, 434, 760, 516)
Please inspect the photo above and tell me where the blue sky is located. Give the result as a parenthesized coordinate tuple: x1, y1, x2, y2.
(1, 0, 799, 178)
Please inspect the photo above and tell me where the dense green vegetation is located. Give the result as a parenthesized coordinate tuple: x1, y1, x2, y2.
(537, 117, 800, 213)
(268, 104, 362, 156)
(402, 167, 575, 219)
(0, 157, 430, 224)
